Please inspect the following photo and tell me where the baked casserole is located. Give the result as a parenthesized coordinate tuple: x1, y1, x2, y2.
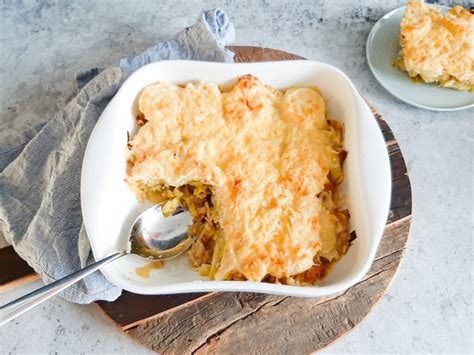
(125, 75, 352, 285)
(395, 1, 473, 91)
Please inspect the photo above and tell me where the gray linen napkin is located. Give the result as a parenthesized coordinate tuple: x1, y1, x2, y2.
(0, 9, 235, 304)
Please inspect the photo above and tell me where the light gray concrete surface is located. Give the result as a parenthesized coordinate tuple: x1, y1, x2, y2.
(1, 0, 472, 353)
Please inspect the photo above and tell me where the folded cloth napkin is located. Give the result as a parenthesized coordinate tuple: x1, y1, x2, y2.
(0, 9, 235, 304)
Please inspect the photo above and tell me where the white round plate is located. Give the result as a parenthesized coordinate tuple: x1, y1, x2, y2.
(366, 6, 474, 111)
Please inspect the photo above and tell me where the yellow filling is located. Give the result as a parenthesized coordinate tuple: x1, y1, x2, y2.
(395, 1, 474, 92)
(126, 75, 352, 285)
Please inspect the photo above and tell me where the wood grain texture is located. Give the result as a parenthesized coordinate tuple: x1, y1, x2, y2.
(130, 223, 408, 354)
(120, 47, 412, 354)
(0, 246, 38, 292)
(0, 46, 411, 354)
(96, 292, 211, 330)
(228, 46, 304, 62)
(126, 217, 410, 354)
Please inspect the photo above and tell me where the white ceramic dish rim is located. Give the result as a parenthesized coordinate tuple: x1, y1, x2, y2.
(366, 5, 474, 112)
(81, 60, 392, 297)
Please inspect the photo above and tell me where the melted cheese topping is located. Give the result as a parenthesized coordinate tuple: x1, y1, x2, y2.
(126, 75, 344, 281)
(398, 1, 474, 91)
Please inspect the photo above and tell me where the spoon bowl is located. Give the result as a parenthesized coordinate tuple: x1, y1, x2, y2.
(0, 204, 194, 326)
(128, 205, 194, 259)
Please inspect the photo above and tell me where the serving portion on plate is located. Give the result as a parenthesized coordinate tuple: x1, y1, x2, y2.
(395, 1, 473, 92)
(81, 60, 391, 297)
(367, 1, 474, 111)
(125, 74, 351, 285)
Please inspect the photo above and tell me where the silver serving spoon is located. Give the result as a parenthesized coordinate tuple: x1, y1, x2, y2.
(0, 204, 193, 326)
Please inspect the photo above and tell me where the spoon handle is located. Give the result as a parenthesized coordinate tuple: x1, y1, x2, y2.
(0, 252, 124, 326)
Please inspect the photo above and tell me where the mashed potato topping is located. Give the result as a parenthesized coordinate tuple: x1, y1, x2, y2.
(126, 75, 351, 284)
(395, 1, 474, 91)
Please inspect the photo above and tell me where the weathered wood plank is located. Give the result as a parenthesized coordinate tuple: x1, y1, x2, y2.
(127, 216, 411, 354)
(229, 46, 303, 62)
(123, 47, 412, 354)
(0, 46, 410, 354)
(0, 246, 38, 293)
(374, 215, 411, 261)
(96, 291, 211, 330)
(195, 264, 398, 355)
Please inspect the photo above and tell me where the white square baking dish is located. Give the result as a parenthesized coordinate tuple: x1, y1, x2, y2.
(81, 60, 391, 297)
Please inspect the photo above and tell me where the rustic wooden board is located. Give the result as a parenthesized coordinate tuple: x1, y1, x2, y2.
(0, 246, 39, 292)
(0, 46, 412, 354)
(104, 46, 412, 353)
(96, 292, 211, 331)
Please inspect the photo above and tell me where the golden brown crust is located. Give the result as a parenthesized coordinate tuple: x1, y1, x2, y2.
(125, 76, 350, 283)
(396, 1, 474, 91)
